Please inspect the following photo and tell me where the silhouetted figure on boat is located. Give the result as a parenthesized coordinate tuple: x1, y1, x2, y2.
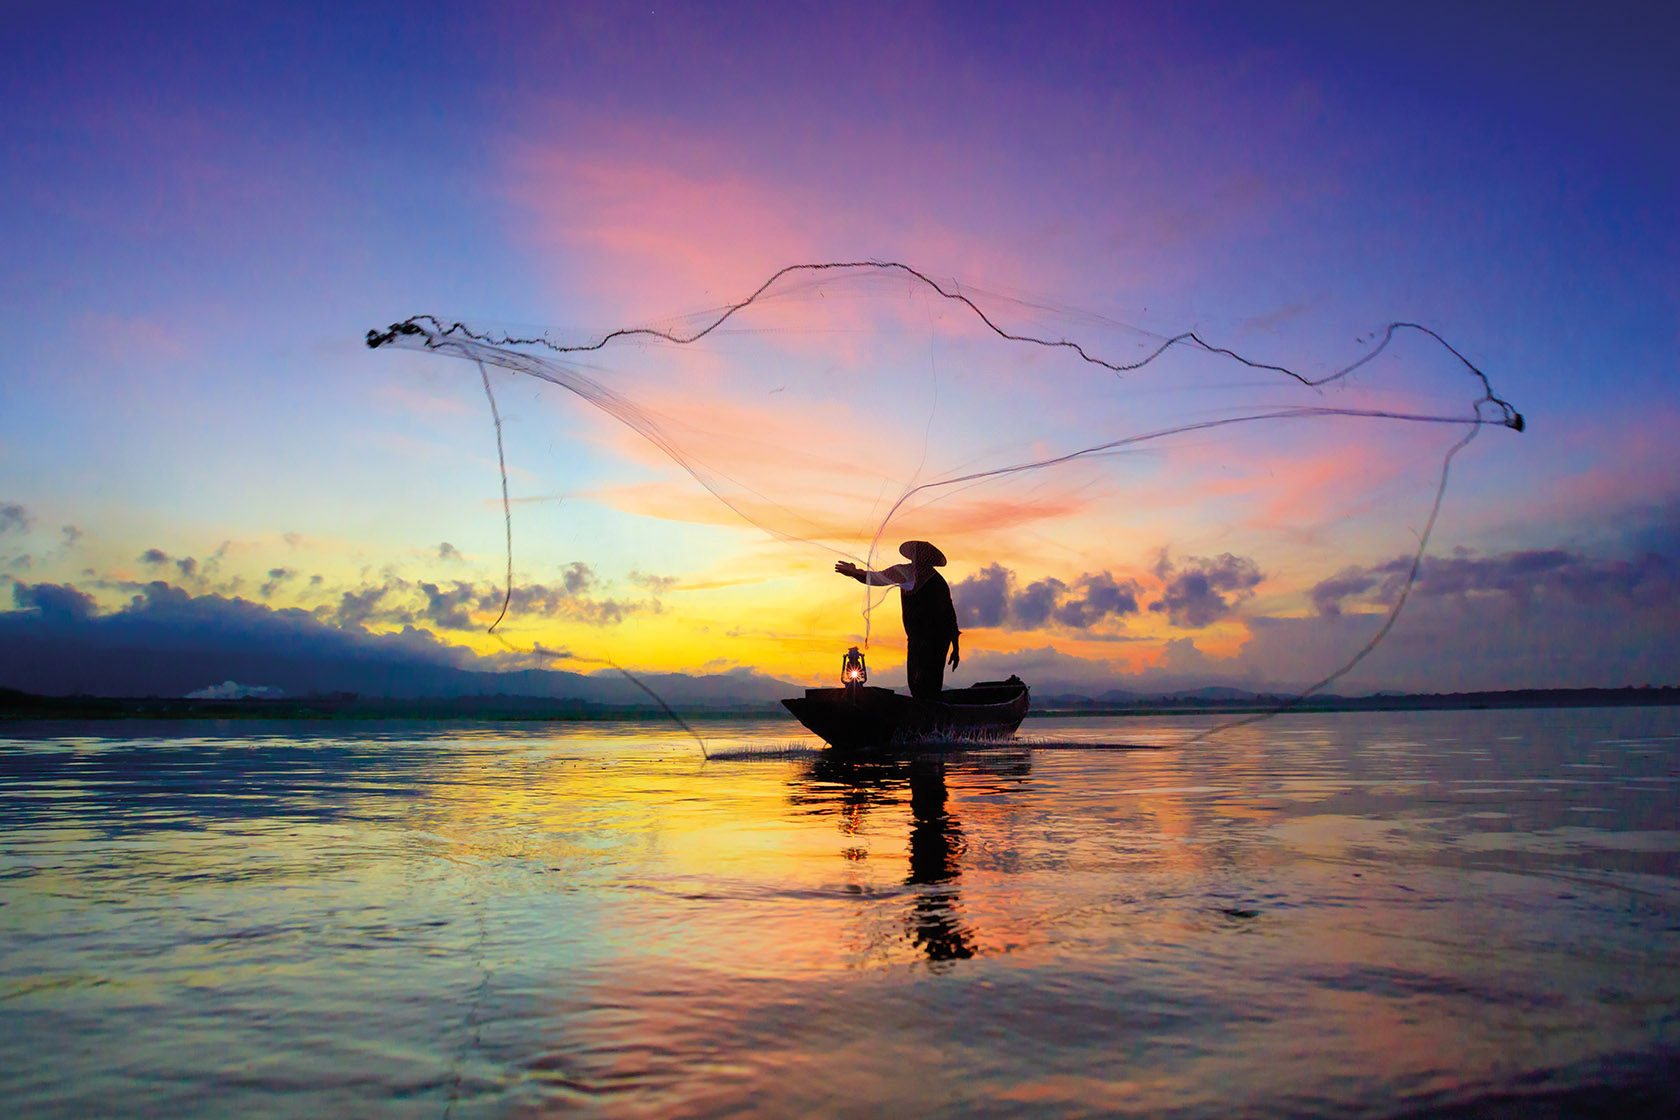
(835, 540, 961, 700)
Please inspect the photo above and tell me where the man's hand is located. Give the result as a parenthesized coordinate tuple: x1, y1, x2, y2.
(834, 561, 862, 581)
(948, 642, 960, 670)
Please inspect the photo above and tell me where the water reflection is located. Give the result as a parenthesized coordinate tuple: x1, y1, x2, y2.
(792, 752, 1032, 965)
(905, 761, 974, 964)
(3, 712, 1678, 1119)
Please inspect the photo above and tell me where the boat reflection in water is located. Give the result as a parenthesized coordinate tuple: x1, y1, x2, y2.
(790, 751, 1031, 966)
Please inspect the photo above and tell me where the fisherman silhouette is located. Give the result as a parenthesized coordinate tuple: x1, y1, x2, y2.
(835, 540, 961, 700)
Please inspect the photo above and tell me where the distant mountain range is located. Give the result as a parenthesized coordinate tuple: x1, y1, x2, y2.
(4, 684, 1677, 723)
(4, 598, 1677, 716)
(1038, 685, 1265, 706)
(3, 653, 805, 710)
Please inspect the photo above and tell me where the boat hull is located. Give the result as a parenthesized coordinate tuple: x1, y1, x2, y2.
(781, 677, 1030, 751)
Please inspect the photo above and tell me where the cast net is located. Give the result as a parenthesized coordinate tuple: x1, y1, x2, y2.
(368, 261, 1521, 710)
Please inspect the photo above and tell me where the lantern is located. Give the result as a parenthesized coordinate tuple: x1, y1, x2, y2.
(841, 646, 867, 687)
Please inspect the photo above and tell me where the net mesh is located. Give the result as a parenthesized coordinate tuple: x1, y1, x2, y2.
(369, 260, 1522, 715)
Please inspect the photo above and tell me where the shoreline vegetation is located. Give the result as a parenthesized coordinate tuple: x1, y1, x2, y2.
(2, 685, 1677, 723)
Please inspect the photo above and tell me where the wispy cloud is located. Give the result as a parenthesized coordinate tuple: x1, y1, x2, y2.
(0, 504, 33, 535)
(1313, 546, 1679, 616)
(260, 567, 295, 599)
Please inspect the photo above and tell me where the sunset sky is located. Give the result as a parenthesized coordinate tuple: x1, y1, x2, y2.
(3, 1, 1675, 696)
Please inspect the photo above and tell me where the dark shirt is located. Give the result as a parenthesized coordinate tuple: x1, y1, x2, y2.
(901, 570, 959, 648)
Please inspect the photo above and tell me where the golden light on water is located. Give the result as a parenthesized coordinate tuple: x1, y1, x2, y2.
(6, 710, 1677, 1116)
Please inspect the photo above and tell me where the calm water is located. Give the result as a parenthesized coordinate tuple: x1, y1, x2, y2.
(2, 708, 1677, 1118)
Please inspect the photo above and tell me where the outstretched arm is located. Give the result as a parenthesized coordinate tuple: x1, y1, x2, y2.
(834, 561, 913, 587)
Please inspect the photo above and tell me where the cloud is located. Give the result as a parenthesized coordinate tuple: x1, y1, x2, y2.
(952, 564, 1141, 631)
(1312, 545, 1680, 616)
(336, 580, 412, 627)
(60, 525, 83, 547)
(1310, 565, 1382, 617)
(130, 544, 244, 596)
(956, 641, 1259, 698)
(1012, 576, 1066, 628)
(1241, 589, 1680, 694)
(419, 580, 479, 630)
(1157, 636, 1216, 676)
(507, 141, 838, 315)
(1233, 515, 1680, 692)
(485, 579, 652, 627)
(561, 561, 594, 595)
(0, 579, 791, 702)
(954, 564, 1009, 628)
(1148, 551, 1263, 628)
(1628, 495, 1680, 558)
(1, 578, 478, 697)
(186, 680, 285, 700)
(395, 565, 666, 631)
(501, 76, 1062, 322)
(628, 569, 679, 596)
(595, 475, 1100, 544)
(437, 541, 462, 562)
(572, 597, 644, 626)
(260, 567, 296, 598)
(0, 504, 30, 535)
(1055, 571, 1142, 628)
(12, 581, 97, 623)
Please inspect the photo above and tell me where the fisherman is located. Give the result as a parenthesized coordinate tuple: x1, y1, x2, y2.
(834, 540, 961, 700)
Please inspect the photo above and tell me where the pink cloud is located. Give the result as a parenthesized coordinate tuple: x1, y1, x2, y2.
(1514, 405, 1680, 522)
(585, 476, 1099, 551)
(497, 111, 1066, 320)
(373, 381, 478, 421)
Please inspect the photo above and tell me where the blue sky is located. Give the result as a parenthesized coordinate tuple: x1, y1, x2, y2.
(2, 1, 1675, 696)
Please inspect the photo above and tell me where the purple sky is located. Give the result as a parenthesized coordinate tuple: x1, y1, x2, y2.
(2, 1, 1676, 696)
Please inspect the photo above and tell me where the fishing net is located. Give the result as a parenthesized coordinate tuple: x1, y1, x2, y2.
(368, 261, 1521, 703)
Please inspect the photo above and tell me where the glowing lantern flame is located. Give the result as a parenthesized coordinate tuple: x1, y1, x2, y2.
(841, 646, 867, 687)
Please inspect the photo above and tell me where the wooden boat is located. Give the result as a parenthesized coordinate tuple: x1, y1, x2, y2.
(781, 676, 1030, 751)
